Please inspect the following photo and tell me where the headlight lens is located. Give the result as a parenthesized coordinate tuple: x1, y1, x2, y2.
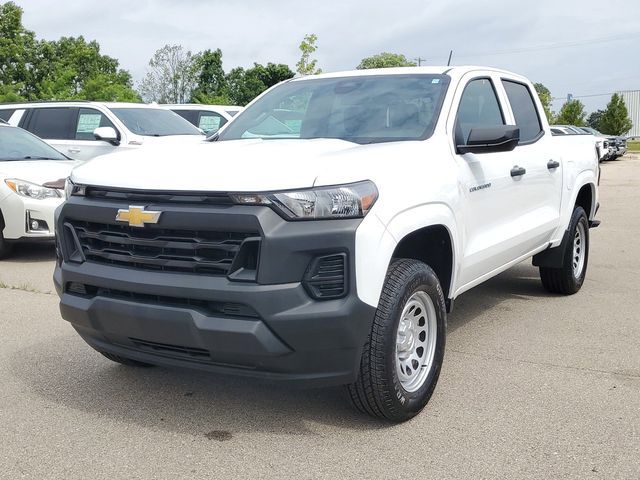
(230, 180, 378, 220)
(64, 179, 86, 199)
(5, 178, 62, 200)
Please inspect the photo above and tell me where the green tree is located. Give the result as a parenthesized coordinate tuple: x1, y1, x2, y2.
(0, 1, 34, 102)
(533, 83, 554, 124)
(226, 63, 294, 106)
(296, 33, 321, 76)
(190, 48, 230, 104)
(0, 2, 139, 102)
(587, 109, 604, 130)
(139, 44, 197, 103)
(357, 52, 416, 69)
(555, 99, 586, 126)
(599, 93, 632, 135)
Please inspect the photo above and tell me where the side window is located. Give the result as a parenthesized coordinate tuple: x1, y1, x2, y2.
(502, 80, 543, 143)
(28, 108, 76, 140)
(172, 109, 199, 126)
(197, 112, 226, 133)
(0, 109, 15, 122)
(455, 78, 504, 145)
(75, 108, 116, 140)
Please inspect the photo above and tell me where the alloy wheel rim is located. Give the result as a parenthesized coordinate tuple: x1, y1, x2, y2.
(395, 291, 437, 393)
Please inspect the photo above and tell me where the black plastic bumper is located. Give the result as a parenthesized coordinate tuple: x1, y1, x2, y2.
(54, 197, 376, 387)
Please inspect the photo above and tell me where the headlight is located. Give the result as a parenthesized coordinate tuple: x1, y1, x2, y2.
(4, 178, 62, 200)
(64, 179, 86, 199)
(230, 180, 378, 220)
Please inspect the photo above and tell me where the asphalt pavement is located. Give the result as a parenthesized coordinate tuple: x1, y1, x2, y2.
(1, 154, 638, 479)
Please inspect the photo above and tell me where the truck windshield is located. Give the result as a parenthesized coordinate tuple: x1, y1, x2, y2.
(219, 74, 450, 144)
(110, 108, 204, 137)
(0, 126, 67, 161)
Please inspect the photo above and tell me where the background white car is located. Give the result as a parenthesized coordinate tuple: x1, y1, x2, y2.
(0, 123, 76, 258)
(0, 102, 205, 161)
(163, 104, 244, 134)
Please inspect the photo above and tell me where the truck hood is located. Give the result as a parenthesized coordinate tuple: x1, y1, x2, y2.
(70, 138, 417, 192)
(0, 160, 77, 185)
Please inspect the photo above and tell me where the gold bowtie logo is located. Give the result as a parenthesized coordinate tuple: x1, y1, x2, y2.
(115, 206, 161, 227)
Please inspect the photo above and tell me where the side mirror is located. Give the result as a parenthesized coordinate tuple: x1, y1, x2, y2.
(93, 126, 120, 146)
(457, 126, 520, 154)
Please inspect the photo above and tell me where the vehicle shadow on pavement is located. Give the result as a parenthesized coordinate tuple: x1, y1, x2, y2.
(1, 243, 55, 263)
(447, 261, 556, 333)
(9, 334, 389, 435)
(8, 262, 554, 436)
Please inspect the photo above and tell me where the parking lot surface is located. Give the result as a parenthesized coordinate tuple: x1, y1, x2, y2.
(1, 155, 639, 479)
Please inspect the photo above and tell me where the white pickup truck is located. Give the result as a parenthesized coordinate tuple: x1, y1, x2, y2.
(55, 66, 599, 422)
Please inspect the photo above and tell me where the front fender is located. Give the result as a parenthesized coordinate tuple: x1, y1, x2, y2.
(355, 203, 459, 308)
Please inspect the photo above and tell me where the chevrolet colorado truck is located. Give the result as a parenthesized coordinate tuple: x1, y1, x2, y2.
(55, 66, 600, 422)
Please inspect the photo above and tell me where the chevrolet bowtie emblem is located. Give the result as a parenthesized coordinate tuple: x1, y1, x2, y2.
(115, 206, 161, 227)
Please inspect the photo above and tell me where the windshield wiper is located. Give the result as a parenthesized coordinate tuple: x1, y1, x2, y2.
(22, 155, 61, 160)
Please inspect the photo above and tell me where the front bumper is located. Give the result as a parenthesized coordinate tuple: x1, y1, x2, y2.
(0, 191, 61, 241)
(55, 196, 376, 387)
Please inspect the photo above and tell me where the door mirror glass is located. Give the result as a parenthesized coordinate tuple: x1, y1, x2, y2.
(457, 126, 520, 154)
(93, 126, 119, 145)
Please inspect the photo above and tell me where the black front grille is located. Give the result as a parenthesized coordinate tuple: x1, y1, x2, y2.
(67, 220, 259, 276)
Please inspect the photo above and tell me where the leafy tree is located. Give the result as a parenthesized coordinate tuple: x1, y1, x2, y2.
(357, 52, 417, 69)
(0, 2, 139, 102)
(587, 109, 604, 130)
(599, 93, 632, 135)
(190, 48, 230, 104)
(296, 33, 321, 76)
(533, 83, 554, 124)
(555, 99, 586, 126)
(139, 44, 197, 103)
(226, 63, 294, 106)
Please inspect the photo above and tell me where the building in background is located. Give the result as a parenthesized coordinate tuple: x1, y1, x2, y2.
(618, 90, 640, 138)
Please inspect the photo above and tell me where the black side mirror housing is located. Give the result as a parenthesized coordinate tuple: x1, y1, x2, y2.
(457, 126, 520, 154)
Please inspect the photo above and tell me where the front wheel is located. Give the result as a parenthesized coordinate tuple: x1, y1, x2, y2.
(0, 231, 13, 259)
(539, 206, 589, 295)
(347, 259, 447, 422)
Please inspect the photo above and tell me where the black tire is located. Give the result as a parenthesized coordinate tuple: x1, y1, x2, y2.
(99, 351, 154, 367)
(347, 259, 447, 422)
(539, 206, 589, 295)
(0, 231, 13, 259)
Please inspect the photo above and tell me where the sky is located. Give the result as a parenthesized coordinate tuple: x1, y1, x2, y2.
(17, 0, 640, 114)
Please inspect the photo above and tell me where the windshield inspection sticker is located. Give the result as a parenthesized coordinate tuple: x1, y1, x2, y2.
(432, 79, 440, 83)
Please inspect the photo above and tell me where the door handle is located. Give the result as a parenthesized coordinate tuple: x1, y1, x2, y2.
(510, 165, 526, 177)
(547, 160, 560, 170)
(68, 148, 81, 154)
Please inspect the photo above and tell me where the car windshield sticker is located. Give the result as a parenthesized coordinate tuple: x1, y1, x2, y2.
(198, 115, 221, 132)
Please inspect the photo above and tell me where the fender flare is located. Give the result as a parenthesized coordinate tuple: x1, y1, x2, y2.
(355, 203, 460, 308)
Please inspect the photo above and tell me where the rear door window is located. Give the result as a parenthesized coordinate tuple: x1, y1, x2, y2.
(27, 107, 76, 140)
(0, 109, 15, 122)
(75, 108, 116, 140)
(502, 80, 543, 143)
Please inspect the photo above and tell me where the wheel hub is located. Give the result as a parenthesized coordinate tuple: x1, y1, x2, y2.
(395, 291, 438, 393)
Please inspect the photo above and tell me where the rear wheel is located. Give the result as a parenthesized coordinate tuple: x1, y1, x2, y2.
(99, 351, 154, 367)
(347, 259, 446, 422)
(539, 206, 589, 295)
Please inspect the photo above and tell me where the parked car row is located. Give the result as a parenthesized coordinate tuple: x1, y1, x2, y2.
(0, 101, 242, 257)
(550, 124, 627, 161)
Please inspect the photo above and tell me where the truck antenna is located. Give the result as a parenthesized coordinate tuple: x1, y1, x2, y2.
(447, 50, 453, 66)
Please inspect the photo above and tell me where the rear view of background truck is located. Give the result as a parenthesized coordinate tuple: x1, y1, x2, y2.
(55, 66, 599, 422)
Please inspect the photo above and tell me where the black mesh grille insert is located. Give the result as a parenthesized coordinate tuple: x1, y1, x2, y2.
(303, 253, 348, 299)
(67, 220, 258, 276)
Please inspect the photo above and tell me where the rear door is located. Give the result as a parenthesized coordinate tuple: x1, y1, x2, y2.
(499, 79, 562, 249)
(452, 75, 533, 287)
(23, 107, 76, 156)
